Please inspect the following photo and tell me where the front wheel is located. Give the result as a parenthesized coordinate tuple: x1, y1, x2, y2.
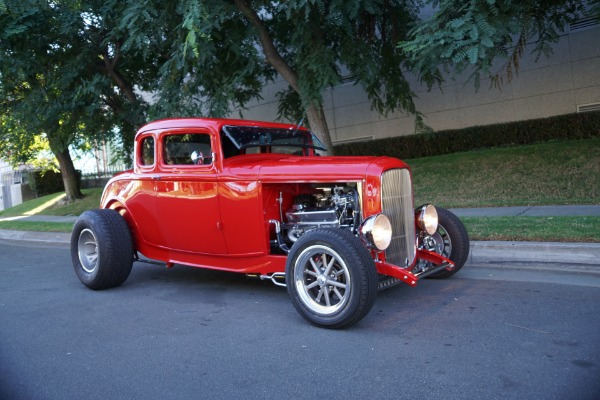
(71, 209, 134, 290)
(426, 207, 470, 279)
(285, 229, 378, 329)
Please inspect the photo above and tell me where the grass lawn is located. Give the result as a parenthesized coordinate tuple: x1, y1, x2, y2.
(0, 220, 74, 233)
(411, 138, 600, 208)
(462, 216, 600, 243)
(0, 188, 103, 218)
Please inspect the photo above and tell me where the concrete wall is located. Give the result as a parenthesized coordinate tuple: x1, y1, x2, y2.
(0, 183, 36, 211)
(231, 25, 600, 144)
(10, 184, 36, 205)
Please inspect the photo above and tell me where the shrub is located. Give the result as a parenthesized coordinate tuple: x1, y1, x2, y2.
(28, 169, 82, 197)
(334, 111, 600, 159)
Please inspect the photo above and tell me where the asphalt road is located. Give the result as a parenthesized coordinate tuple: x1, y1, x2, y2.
(1, 241, 599, 400)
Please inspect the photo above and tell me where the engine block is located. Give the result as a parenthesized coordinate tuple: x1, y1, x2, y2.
(283, 186, 359, 242)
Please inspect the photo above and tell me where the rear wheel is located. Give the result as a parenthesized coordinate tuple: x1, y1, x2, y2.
(285, 229, 378, 329)
(71, 209, 134, 289)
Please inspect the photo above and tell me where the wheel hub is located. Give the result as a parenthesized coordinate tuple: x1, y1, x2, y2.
(423, 233, 444, 254)
(293, 244, 351, 315)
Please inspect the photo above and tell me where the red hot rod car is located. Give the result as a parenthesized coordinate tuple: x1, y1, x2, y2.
(71, 118, 470, 328)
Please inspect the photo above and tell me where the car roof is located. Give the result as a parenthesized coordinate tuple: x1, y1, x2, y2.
(136, 118, 304, 137)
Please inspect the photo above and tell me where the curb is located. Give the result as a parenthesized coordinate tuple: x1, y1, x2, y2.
(0, 229, 71, 247)
(467, 241, 600, 268)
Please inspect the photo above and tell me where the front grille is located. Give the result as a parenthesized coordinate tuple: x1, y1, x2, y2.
(381, 169, 416, 268)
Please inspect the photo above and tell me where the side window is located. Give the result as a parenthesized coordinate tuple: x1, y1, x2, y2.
(163, 133, 213, 165)
(140, 136, 155, 166)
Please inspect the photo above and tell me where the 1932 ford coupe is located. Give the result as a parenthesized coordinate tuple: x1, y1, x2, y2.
(71, 118, 470, 328)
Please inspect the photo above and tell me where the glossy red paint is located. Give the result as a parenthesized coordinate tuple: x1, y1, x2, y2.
(100, 117, 442, 284)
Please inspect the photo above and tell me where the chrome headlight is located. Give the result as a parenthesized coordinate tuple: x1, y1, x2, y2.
(416, 204, 438, 235)
(360, 214, 393, 251)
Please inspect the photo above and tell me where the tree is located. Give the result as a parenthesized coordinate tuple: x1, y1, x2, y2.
(1, 1, 90, 200)
(399, 0, 600, 89)
(0, 0, 153, 200)
(1, 0, 259, 197)
(2, 0, 427, 178)
(164, 0, 424, 154)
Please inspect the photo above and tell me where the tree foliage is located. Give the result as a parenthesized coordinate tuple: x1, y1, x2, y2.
(168, 0, 424, 152)
(3, 0, 593, 195)
(0, 0, 155, 200)
(1, 1, 89, 199)
(400, 0, 600, 88)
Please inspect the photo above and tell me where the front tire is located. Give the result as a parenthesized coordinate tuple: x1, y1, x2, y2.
(427, 207, 470, 279)
(71, 209, 134, 290)
(285, 229, 378, 329)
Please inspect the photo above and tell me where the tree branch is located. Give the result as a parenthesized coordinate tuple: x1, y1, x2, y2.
(233, 0, 299, 92)
(99, 46, 137, 104)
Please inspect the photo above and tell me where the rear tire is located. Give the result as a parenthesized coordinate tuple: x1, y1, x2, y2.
(285, 229, 378, 329)
(71, 209, 134, 290)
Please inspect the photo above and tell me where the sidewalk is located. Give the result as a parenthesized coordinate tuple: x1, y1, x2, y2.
(0, 215, 76, 247)
(0, 215, 78, 223)
(449, 205, 600, 217)
(1, 206, 599, 270)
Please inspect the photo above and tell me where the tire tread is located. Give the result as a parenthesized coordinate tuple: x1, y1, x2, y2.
(429, 207, 470, 279)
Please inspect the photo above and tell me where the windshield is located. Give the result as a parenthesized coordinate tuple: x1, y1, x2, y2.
(222, 125, 326, 154)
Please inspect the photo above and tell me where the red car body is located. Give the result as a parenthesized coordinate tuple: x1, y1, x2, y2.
(72, 117, 469, 328)
(102, 118, 447, 283)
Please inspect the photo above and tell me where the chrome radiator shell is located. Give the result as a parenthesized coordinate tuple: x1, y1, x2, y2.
(381, 169, 416, 268)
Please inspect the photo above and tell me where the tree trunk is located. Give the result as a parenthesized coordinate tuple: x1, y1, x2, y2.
(53, 147, 83, 202)
(234, 0, 335, 154)
(305, 103, 334, 154)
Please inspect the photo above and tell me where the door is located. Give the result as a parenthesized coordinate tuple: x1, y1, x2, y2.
(123, 134, 162, 246)
(155, 131, 227, 255)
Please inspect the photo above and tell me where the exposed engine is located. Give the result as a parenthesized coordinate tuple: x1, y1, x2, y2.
(283, 185, 360, 243)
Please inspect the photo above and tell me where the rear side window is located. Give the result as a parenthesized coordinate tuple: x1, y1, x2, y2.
(163, 133, 212, 165)
(140, 136, 155, 166)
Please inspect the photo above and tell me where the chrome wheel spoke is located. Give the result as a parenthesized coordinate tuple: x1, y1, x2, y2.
(305, 281, 319, 290)
(315, 288, 324, 303)
(323, 254, 335, 276)
(305, 270, 318, 278)
(332, 287, 344, 300)
(328, 280, 346, 289)
(322, 287, 331, 307)
(309, 258, 321, 275)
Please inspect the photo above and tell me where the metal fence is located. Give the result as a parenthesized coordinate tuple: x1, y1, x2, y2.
(1, 170, 30, 185)
(80, 163, 127, 180)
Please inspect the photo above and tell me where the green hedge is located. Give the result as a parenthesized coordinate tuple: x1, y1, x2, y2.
(28, 170, 82, 197)
(334, 111, 600, 159)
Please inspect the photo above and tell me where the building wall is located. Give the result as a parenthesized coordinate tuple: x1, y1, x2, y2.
(0, 160, 11, 175)
(0, 160, 11, 210)
(231, 25, 600, 144)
